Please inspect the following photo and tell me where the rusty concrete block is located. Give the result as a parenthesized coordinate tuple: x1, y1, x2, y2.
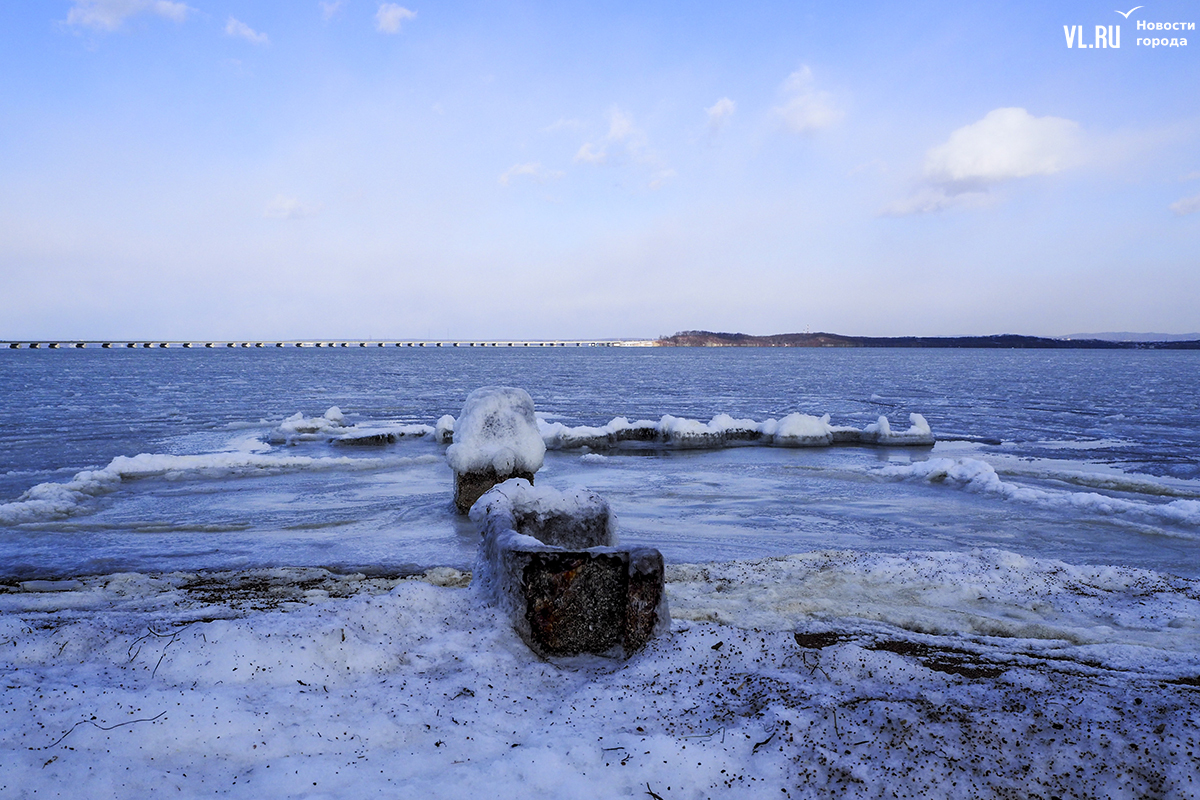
(471, 479, 668, 659)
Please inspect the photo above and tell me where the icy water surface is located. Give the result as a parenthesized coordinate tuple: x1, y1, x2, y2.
(1, 347, 1197, 578)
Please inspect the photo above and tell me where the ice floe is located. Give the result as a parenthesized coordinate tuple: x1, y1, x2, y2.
(871, 456, 1200, 532)
(0, 451, 440, 525)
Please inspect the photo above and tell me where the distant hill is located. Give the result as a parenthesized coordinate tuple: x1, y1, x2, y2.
(655, 331, 1200, 349)
(1061, 332, 1200, 342)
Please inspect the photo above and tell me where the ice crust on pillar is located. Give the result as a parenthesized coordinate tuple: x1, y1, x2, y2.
(446, 387, 546, 475)
(470, 478, 668, 659)
(446, 387, 546, 512)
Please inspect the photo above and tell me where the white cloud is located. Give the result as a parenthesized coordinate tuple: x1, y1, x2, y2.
(1182, 170, 1200, 182)
(543, 118, 584, 133)
(849, 159, 888, 177)
(924, 108, 1081, 189)
(607, 108, 635, 142)
(264, 195, 322, 220)
(648, 169, 677, 190)
(66, 0, 191, 31)
(705, 97, 736, 131)
(498, 163, 565, 186)
(882, 187, 993, 216)
(375, 3, 416, 33)
(575, 106, 650, 165)
(888, 108, 1083, 215)
(1170, 193, 1200, 215)
(574, 142, 606, 164)
(569, 106, 671, 188)
(320, 1, 346, 21)
(226, 17, 269, 45)
(153, 1, 188, 22)
(772, 67, 841, 134)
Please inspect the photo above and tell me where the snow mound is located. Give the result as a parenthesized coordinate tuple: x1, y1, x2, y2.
(268, 407, 434, 446)
(446, 387, 546, 475)
(864, 412, 933, 445)
(766, 412, 834, 446)
(267, 406, 348, 444)
(537, 412, 933, 451)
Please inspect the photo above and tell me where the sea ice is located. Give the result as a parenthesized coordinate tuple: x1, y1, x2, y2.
(0, 451, 438, 526)
(873, 456, 1200, 531)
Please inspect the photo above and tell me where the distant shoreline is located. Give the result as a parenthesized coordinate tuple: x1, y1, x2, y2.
(656, 331, 1200, 349)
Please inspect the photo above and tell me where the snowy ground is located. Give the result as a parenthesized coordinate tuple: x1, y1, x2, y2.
(2, 551, 1199, 799)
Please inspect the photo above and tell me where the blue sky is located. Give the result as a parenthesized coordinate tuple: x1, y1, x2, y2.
(1, 1, 1197, 339)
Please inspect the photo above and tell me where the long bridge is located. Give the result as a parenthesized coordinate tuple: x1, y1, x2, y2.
(4, 339, 657, 349)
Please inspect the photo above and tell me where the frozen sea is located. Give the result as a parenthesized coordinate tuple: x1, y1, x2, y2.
(3, 347, 1199, 799)
(1, 346, 1197, 579)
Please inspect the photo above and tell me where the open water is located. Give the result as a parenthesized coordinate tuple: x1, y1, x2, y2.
(1, 347, 1197, 579)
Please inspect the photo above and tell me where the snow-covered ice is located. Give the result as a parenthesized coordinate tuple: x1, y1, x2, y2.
(268, 407, 435, 446)
(537, 411, 934, 450)
(2, 551, 1197, 798)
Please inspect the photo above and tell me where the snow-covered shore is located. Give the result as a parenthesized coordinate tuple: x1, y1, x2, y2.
(3, 550, 1198, 798)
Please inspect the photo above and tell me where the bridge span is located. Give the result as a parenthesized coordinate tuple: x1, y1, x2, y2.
(4, 339, 658, 350)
